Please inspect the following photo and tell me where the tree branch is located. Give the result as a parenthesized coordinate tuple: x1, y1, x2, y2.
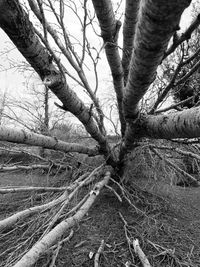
(28, 0, 105, 132)
(0, 0, 115, 164)
(164, 14, 200, 60)
(0, 126, 98, 156)
(91, 0, 126, 135)
(139, 106, 200, 139)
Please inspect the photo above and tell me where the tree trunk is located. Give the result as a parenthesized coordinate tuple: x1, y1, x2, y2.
(123, 0, 191, 120)
(139, 106, 200, 139)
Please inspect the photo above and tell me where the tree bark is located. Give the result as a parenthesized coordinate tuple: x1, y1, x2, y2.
(0, 126, 98, 156)
(0, 0, 115, 164)
(138, 107, 200, 139)
(123, 0, 191, 120)
(122, 0, 140, 84)
(13, 172, 110, 267)
(91, 0, 126, 135)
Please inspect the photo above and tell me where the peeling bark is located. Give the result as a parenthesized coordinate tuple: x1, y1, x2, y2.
(123, 0, 191, 120)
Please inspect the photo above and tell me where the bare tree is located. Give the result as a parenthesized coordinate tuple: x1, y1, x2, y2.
(1, 0, 200, 265)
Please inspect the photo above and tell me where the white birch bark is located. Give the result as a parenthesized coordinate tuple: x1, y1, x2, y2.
(139, 107, 200, 139)
(0, 126, 98, 155)
(13, 172, 110, 267)
(91, 0, 126, 135)
(0, 0, 115, 164)
(122, 0, 140, 84)
(123, 0, 191, 119)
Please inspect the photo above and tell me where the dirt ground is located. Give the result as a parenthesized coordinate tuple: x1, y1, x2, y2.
(0, 167, 200, 267)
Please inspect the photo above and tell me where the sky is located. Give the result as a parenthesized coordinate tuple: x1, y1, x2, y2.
(0, 0, 196, 133)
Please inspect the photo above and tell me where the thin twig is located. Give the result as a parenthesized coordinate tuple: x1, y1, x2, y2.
(133, 239, 151, 267)
(94, 239, 105, 267)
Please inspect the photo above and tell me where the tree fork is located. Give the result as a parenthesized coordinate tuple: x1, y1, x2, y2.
(0, 0, 116, 165)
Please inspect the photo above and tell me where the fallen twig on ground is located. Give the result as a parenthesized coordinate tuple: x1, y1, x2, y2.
(110, 178, 145, 215)
(151, 147, 200, 187)
(0, 186, 66, 194)
(105, 185, 122, 202)
(119, 212, 135, 264)
(0, 164, 68, 172)
(0, 165, 103, 232)
(49, 231, 74, 267)
(0, 146, 72, 170)
(13, 171, 111, 267)
(94, 239, 105, 267)
(133, 239, 151, 267)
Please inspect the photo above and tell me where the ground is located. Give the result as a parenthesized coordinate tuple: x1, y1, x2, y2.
(0, 151, 200, 266)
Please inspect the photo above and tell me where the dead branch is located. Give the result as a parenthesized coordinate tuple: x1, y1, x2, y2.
(175, 58, 200, 86)
(13, 171, 111, 267)
(0, 146, 72, 170)
(105, 185, 122, 202)
(49, 230, 74, 266)
(49, 242, 62, 267)
(29, 0, 105, 132)
(50, 229, 74, 250)
(164, 14, 200, 59)
(40, 176, 92, 238)
(133, 239, 152, 267)
(0, 166, 102, 232)
(0, 186, 66, 194)
(151, 147, 200, 187)
(154, 96, 194, 114)
(0, 164, 68, 172)
(149, 52, 184, 114)
(150, 144, 200, 162)
(0, 191, 67, 233)
(110, 178, 145, 215)
(119, 212, 135, 264)
(94, 239, 105, 267)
